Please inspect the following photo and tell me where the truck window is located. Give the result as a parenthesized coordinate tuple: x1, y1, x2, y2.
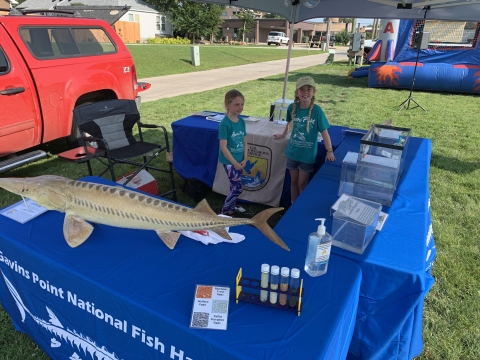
(19, 27, 116, 59)
(71, 28, 116, 54)
(51, 28, 81, 56)
(0, 47, 9, 74)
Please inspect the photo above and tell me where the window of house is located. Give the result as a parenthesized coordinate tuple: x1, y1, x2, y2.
(19, 27, 116, 59)
(129, 14, 134, 21)
(134, 14, 140, 22)
(222, 12, 227, 16)
(156, 16, 160, 31)
(161, 16, 166, 31)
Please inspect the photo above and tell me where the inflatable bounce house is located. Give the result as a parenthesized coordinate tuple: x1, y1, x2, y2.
(350, 19, 480, 94)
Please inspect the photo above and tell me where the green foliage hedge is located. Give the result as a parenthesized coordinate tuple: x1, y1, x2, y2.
(147, 37, 191, 45)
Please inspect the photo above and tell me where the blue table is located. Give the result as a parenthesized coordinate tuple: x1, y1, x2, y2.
(171, 115, 347, 206)
(0, 176, 362, 359)
(274, 132, 436, 359)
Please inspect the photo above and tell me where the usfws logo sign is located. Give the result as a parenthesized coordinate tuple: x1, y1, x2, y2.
(213, 121, 289, 207)
(241, 144, 272, 192)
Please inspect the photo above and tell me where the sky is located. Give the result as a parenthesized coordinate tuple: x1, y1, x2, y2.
(308, 18, 374, 26)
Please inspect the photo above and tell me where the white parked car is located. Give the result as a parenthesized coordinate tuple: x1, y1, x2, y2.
(267, 31, 289, 46)
(363, 38, 378, 54)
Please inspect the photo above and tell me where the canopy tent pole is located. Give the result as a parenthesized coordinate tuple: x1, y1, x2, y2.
(281, 3, 299, 101)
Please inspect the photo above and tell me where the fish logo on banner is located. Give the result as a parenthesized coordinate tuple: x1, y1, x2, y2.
(1, 270, 119, 360)
(241, 144, 272, 191)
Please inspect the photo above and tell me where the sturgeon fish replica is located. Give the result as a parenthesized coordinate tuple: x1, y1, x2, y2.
(0, 176, 289, 251)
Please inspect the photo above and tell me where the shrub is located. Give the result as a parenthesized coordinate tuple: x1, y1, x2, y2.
(336, 30, 351, 46)
(146, 36, 191, 45)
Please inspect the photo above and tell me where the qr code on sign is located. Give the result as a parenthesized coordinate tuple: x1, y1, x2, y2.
(191, 312, 209, 328)
(211, 300, 228, 313)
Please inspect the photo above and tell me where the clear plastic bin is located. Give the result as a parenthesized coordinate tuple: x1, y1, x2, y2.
(355, 124, 411, 190)
(331, 196, 382, 254)
(339, 152, 395, 206)
(273, 99, 294, 122)
(338, 152, 357, 197)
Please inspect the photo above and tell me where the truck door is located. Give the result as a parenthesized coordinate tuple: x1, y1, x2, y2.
(0, 27, 40, 157)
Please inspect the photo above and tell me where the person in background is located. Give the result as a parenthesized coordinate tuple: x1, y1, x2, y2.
(218, 89, 247, 216)
(273, 76, 335, 203)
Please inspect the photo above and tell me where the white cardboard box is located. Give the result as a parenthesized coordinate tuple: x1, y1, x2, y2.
(116, 170, 158, 196)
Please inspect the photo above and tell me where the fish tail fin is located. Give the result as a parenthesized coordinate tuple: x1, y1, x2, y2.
(251, 208, 289, 251)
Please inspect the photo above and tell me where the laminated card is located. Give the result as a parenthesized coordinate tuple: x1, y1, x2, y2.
(190, 285, 230, 330)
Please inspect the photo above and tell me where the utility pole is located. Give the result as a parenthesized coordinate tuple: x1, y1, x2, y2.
(326, 18, 332, 49)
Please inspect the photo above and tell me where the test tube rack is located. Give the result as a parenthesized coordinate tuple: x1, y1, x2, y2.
(235, 268, 304, 316)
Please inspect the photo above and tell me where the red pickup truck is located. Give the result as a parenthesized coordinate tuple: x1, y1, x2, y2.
(0, 8, 147, 172)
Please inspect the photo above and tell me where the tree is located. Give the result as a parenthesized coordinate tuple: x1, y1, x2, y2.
(236, 9, 256, 43)
(336, 29, 350, 45)
(264, 13, 283, 19)
(12, 0, 26, 7)
(144, 0, 224, 43)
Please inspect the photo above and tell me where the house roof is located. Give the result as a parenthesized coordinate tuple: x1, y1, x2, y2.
(18, 0, 158, 13)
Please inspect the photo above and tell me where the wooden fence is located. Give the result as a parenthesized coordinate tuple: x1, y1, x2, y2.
(114, 21, 140, 44)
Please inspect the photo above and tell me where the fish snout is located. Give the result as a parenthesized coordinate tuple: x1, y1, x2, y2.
(0, 178, 27, 195)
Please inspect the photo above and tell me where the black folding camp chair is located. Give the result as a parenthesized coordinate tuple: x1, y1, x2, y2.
(59, 99, 176, 200)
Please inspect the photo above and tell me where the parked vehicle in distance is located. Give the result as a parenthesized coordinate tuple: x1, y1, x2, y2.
(267, 31, 289, 46)
(0, 7, 149, 173)
(309, 32, 336, 47)
(363, 38, 378, 55)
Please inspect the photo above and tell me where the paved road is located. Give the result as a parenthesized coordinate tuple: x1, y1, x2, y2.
(139, 47, 349, 102)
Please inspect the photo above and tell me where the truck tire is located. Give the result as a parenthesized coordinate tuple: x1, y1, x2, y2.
(66, 101, 94, 148)
(66, 117, 84, 148)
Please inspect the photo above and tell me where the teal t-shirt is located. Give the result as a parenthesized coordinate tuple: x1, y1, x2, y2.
(218, 116, 246, 165)
(285, 103, 330, 164)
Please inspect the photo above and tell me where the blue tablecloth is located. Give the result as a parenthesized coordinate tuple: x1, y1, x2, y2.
(0, 176, 362, 359)
(274, 132, 436, 359)
(171, 115, 347, 205)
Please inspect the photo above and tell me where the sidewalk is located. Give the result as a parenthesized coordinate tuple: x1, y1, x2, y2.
(139, 47, 348, 102)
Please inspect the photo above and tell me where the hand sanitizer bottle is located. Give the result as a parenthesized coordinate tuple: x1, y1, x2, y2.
(304, 218, 332, 277)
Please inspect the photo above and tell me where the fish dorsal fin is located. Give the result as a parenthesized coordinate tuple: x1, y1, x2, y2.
(211, 228, 232, 241)
(193, 199, 216, 216)
(63, 215, 93, 248)
(156, 230, 181, 249)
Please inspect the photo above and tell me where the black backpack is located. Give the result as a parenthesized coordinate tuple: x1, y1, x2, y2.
(181, 178, 211, 202)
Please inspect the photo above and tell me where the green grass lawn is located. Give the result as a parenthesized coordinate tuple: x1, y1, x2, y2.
(0, 55, 479, 359)
(127, 44, 325, 78)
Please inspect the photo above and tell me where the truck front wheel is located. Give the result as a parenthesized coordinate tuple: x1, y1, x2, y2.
(66, 117, 83, 148)
(66, 101, 94, 148)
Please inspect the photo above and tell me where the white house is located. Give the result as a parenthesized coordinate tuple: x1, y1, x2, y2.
(18, 0, 172, 40)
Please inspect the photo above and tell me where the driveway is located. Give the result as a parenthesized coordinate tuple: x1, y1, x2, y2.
(140, 46, 349, 102)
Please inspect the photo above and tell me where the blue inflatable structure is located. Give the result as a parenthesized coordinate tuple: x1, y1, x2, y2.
(366, 20, 480, 94)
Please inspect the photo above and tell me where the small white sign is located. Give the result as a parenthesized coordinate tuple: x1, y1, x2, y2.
(190, 285, 230, 330)
(0, 199, 48, 224)
(331, 195, 388, 231)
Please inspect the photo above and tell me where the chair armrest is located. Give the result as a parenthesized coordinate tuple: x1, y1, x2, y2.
(83, 136, 103, 143)
(137, 123, 170, 151)
(138, 122, 158, 129)
(82, 137, 110, 151)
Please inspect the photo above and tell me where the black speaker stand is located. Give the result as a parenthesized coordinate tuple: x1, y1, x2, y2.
(398, 44, 426, 112)
(399, 6, 429, 112)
